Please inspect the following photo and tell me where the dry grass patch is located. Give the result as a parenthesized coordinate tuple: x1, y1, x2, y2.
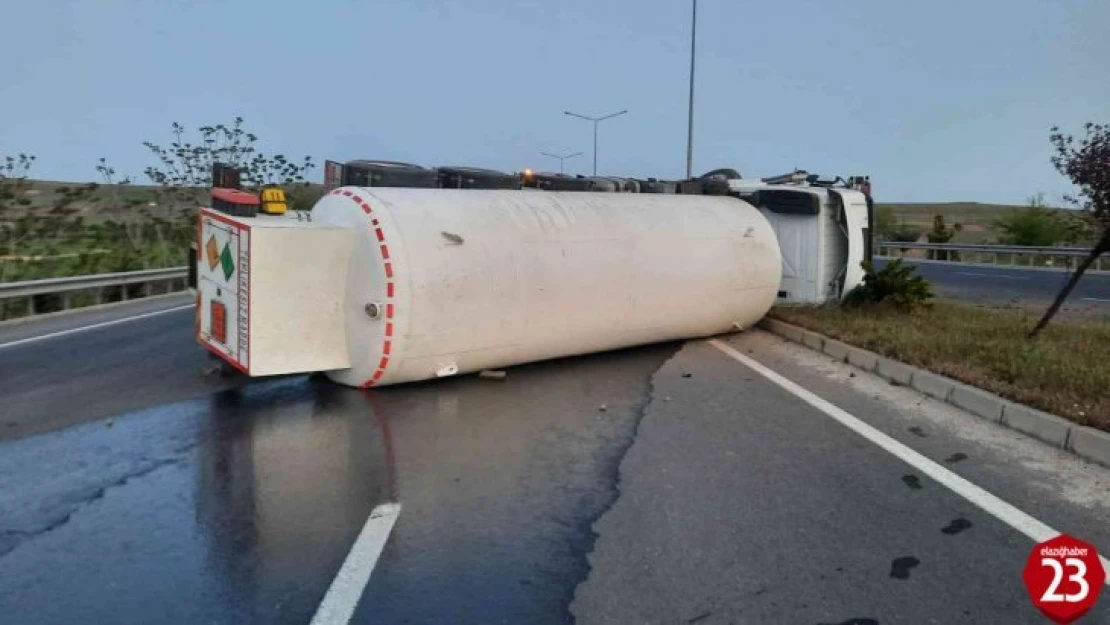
(772, 300, 1110, 431)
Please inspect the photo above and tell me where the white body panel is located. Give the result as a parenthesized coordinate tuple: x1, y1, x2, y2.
(196, 209, 354, 376)
(835, 189, 870, 296)
(763, 210, 824, 304)
(310, 187, 782, 387)
(197, 212, 252, 369)
(753, 186, 869, 305)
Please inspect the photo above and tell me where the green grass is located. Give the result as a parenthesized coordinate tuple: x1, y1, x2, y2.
(1, 179, 325, 288)
(877, 202, 1018, 244)
(874, 202, 1084, 244)
(877, 202, 1031, 225)
(772, 301, 1110, 432)
(9, 179, 324, 221)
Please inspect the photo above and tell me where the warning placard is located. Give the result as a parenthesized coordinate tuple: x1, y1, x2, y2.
(197, 210, 250, 371)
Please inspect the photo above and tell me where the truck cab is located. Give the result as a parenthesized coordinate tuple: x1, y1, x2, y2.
(729, 172, 872, 305)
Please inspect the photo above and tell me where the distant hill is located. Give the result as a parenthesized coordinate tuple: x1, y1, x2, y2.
(3, 180, 1067, 245)
(878, 202, 1031, 225)
(3, 179, 325, 222)
(874, 202, 1077, 244)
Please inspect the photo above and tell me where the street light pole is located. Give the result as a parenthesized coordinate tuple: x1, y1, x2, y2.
(540, 151, 583, 175)
(564, 109, 628, 176)
(686, 0, 697, 180)
(593, 124, 599, 176)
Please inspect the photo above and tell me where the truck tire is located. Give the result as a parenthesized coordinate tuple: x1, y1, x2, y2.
(698, 168, 741, 181)
(437, 166, 520, 190)
(344, 160, 440, 188)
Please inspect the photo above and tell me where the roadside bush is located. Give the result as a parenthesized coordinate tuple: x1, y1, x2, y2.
(843, 259, 933, 310)
(287, 184, 325, 211)
(885, 224, 923, 243)
(926, 215, 962, 260)
(995, 204, 1068, 247)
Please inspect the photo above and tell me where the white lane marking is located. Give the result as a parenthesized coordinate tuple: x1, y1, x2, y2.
(310, 503, 402, 625)
(708, 339, 1110, 584)
(1082, 297, 1110, 303)
(0, 304, 195, 349)
(956, 271, 1028, 280)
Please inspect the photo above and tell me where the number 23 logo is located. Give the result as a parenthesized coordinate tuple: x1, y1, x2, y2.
(1040, 558, 1089, 603)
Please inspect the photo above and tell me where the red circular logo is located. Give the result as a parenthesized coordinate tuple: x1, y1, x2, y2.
(1022, 534, 1105, 623)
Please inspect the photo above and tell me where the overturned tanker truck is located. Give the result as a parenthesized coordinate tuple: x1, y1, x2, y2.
(190, 161, 871, 388)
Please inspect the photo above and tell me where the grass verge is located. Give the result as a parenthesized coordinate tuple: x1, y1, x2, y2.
(771, 300, 1110, 432)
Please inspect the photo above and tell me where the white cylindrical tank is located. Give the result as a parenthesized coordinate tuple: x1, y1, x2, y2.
(311, 187, 782, 388)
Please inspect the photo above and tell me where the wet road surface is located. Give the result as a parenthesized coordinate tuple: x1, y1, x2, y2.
(1, 303, 1108, 624)
(0, 294, 244, 439)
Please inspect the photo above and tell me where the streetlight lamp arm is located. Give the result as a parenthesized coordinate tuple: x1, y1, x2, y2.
(563, 111, 593, 122)
(563, 109, 628, 176)
(597, 109, 629, 122)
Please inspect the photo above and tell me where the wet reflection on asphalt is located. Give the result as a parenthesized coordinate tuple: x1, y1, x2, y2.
(0, 343, 677, 625)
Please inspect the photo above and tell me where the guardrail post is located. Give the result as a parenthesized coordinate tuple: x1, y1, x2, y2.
(1, 267, 190, 321)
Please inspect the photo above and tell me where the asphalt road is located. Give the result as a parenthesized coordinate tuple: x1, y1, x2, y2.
(876, 258, 1110, 315)
(0, 294, 245, 439)
(1, 301, 1108, 624)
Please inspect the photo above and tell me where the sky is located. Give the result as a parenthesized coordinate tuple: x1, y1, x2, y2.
(1, 0, 1107, 203)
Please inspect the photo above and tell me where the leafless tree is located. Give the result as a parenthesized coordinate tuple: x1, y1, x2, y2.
(1028, 123, 1110, 338)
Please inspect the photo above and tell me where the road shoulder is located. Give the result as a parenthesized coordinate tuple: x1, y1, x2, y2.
(572, 332, 1110, 624)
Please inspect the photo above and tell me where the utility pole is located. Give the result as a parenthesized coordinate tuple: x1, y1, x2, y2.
(686, 0, 697, 180)
(563, 109, 628, 176)
(540, 151, 583, 175)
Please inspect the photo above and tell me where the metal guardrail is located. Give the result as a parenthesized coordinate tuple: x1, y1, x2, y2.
(0, 267, 189, 318)
(875, 242, 1108, 270)
(1, 241, 1102, 320)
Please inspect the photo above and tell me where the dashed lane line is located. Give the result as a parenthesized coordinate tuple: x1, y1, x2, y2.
(310, 503, 402, 625)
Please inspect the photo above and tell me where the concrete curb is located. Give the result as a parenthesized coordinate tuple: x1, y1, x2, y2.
(757, 317, 1110, 468)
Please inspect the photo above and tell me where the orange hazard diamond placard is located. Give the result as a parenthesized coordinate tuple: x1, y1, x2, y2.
(210, 300, 227, 344)
(206, 235, 220, 271)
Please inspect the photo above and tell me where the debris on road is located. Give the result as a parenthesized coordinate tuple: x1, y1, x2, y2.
(599, 404, 608, 412)
(889, 556, 920, 580)
(478, 370, 507, 380)
(941, 518, 973, 535)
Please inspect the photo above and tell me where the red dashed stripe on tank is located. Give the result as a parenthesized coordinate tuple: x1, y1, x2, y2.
(331, 189, 396, 387)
